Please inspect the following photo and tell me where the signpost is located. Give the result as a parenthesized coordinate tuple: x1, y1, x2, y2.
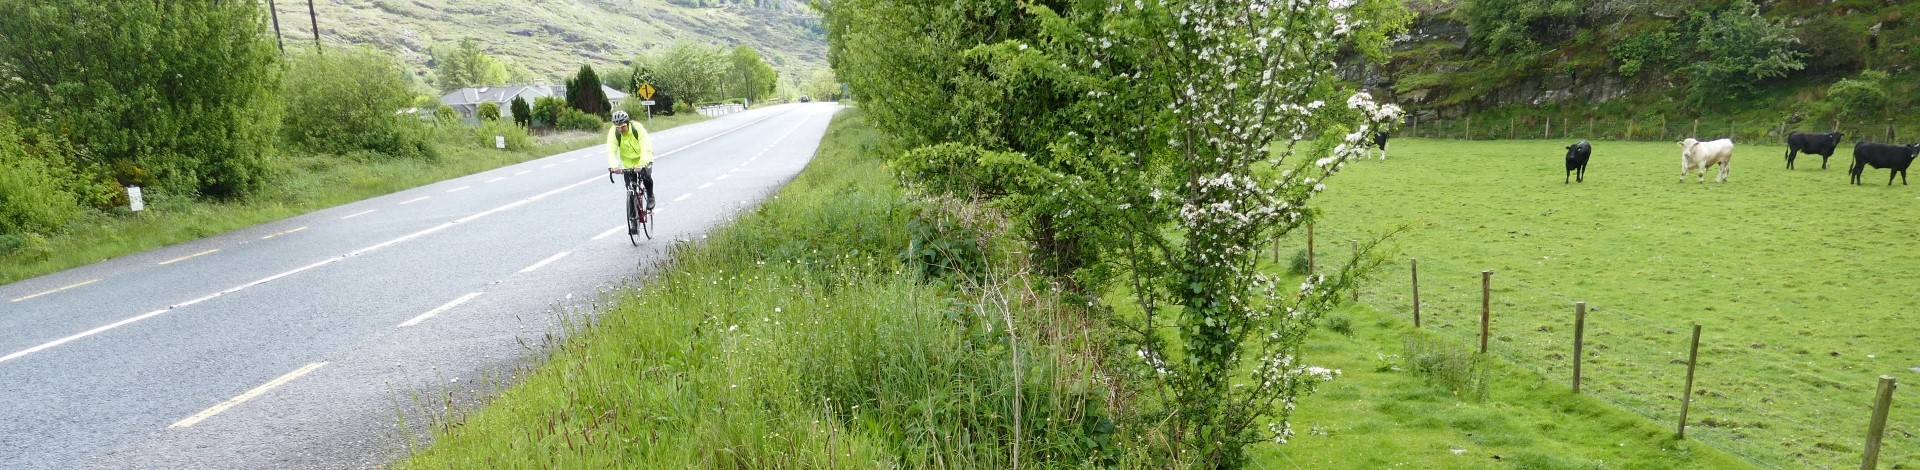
(636, 83, 657, 124)
(127, 186, 145, 213)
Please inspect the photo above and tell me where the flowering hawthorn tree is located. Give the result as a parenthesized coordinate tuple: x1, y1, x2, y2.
(1008, 0, 1408, 466)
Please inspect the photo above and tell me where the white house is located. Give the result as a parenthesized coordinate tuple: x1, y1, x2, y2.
(437, 84, 629, 123)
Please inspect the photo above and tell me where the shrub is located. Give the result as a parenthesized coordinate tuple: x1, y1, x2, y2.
(1325, 314, 1355, 337)
(282, 47, 436, 160)
(564, 65, 610, 117)
(1289, 248, 1312, 275)
(509, 96, 531, 128)
(0, 122, 84, 235)
(531, 96, 565, 128)
(1402, 334, 1491, 401)
(474, 119, 530, 150)
(1826, 70, 1890, 121)
(433, 104, 460, 126)
(477, 102, 501, 121)
(556, 107, 604, 132)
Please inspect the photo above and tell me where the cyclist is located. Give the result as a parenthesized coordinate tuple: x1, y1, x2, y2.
(607, 110, 656, 218)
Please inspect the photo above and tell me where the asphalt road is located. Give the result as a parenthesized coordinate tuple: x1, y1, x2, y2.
(0, 102, 842, 469)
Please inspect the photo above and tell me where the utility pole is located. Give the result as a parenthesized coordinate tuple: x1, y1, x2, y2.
(267, 0, 285, 55)
(307, 0, 321, 53)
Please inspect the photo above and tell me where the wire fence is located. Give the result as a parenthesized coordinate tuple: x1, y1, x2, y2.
(1287, 230, 1914, 469)
(1401, 114, 1913, 144)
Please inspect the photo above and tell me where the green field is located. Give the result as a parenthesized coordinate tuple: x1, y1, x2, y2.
(1295, 138, 1920, 468)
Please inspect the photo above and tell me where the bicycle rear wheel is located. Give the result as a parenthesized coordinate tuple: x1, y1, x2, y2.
(638, 205, 654, 240)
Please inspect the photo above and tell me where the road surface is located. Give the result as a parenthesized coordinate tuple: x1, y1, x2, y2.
(0, 103, 842, 469)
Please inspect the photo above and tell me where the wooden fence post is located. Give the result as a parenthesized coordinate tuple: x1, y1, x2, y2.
(1677, 324, 1703, 439)
(1861, 376, 1898, 469)
(1480, 270, 1492, 354)
(1692, 119, 1699, 138)
(1573, 302, 1587, 393)
(1562, 117, 1569, 139)
(1411, 258, 1421, 328)
(1307, 222, 1315, 274)
(1467, 115, 1473, 140)
(1349, 240, 1360, 302)
(1588, 116, 1594, 138)
(1545, 118, 1551, 140)
(1628, 121, 1636, 141)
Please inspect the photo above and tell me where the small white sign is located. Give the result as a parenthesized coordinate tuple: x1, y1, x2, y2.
(128, 186, 145, 212)
(641, 100, 656, 106)
(495, 135, 506, 149)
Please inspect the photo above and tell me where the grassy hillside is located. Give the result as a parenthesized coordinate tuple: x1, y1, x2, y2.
(268, 0, 825, 83)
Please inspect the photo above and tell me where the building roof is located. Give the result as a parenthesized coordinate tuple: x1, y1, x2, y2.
(439, 84, 627, 107)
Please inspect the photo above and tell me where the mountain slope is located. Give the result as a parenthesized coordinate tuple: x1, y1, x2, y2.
(267, 0, 826, 84)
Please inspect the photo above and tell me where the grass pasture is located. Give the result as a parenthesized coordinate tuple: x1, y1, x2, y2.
(1297, 138, 1920, 468)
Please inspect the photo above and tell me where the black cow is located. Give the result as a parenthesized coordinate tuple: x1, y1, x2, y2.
(1373, 130, 1390, 159)
(1848, 142, 1920, 185)
(1785, 131, 1844, 170)
(1565, 140, 1591, 184)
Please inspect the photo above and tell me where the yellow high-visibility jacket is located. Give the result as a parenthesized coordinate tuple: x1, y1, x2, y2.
(606, 123, 654, 169)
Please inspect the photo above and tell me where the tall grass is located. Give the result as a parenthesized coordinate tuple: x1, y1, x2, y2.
(0, 114, 707, 285)
(397, 110, 1122, 468)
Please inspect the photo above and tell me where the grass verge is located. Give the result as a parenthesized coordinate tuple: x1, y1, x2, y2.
(0, 114, 707, 285)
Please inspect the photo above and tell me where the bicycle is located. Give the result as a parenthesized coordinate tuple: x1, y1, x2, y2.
(609, 167, 654, 244)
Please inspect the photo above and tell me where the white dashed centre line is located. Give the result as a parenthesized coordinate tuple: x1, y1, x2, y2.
(697, 182, 713, 190)
(674, 193, 692, 202)
(715, 174, 729, 181)
(446, 186, 471, 193)
(10, 279, 100, 303)
(565, 158, 578, 163)
(591, 225, 625, 241)
(159, 249, 219, 266)
(262, 227, 307, 239)
(340, 210, 376, 220)
(485, 177, 505, 183)
(398, 196, 430, 205)
(519, 251, 572, 273)
(514, 170, 530, 176)
(398, 292, 482, 328)
(541, 164, 555, 169)
(170, 362, 329, 429)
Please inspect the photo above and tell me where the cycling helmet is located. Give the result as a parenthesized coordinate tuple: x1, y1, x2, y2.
(611, 110, 630, 125)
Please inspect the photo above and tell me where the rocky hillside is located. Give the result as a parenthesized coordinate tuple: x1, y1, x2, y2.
(268, 0, 826, 83)
(1364, 0, 1919, 123)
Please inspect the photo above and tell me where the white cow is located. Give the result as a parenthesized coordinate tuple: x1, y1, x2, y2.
(1677, 138, 1734, 183)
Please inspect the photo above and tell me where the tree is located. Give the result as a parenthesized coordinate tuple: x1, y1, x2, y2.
(564, 65, 610, 117)
(728, 46, 778, 104)
(1826, 70, 1890, 123)
(432, 38, 510, 92)
(282, 47, 434, 159)
(1461, 0, 1587, 56)
(509, 96, 532, 128)
(641, 41, 727, 105)
(477, 102, 501, 121)
(1682, 0, 1805, 107)
(531, 96, 566, 127)
(823, 0, 1408, 466)
(0, 1, 282, 199)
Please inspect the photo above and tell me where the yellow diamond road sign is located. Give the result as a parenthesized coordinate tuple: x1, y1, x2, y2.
(636, 83, 656, 100)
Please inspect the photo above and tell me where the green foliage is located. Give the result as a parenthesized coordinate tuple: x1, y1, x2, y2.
(433, 104, 460, 126)
(1325, 315, 1355, 337)
(282, 47, 437, 160)
(1289, 248, 1312, 275)
(901, 216, 986, 281)
(0, 122, 85, 235)
(1460, 0, 1587, 56)
(1609, 22, 1692, 78)
(564, 65, 610, 117)
(727, 45, 779, 103)
(474, 119, 530, 150)
(555, 107, 604, 131)
(1825, 70, 1890, 122)
(509, 96, 532, 128)
(1797, 16, 1866, 74)
(1681, 0, 1807, 107)
(637, 41, 728, 106)
(807, 69, 841, 101)
(476, 102, 501, 121)
(1401, 334, 1491, 401)
(530, 96, 565, 127)
(431, 38, 510, 91)
(0, 1, 282, 199)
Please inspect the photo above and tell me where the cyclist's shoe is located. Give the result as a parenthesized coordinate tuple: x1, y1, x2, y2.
(629, 225, 639, 235)
(646, 194, 656, 210)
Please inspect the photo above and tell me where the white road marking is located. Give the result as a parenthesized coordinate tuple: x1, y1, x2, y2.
(591, 225, 625, 241)
(159, 249, 219, 266)
(730, 168, 741, 173)
(514, 170, 530, 176)
(398, 292, 482, 328)
(655, 113, 784, 158)
(697, 182, 713, 190)
(715, 174, 729, 181)
(565, 158, 578, 163)
(340, 210, 376, 220)
(0, 176, 605, 365)
(519, 251, 572, 273)
(485, 177, 505, 183)
(10, 279, 99, 303)
(446, 186, 470, 193)
(398, 196, 430, 205)
(674, 193, 692, 202)
(261, 227, 307, 240)
(169, 362, 329, 429)
(541, 164, 555, 169)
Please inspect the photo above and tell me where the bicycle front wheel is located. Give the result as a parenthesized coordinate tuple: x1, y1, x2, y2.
(626, 188, 641, 246)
